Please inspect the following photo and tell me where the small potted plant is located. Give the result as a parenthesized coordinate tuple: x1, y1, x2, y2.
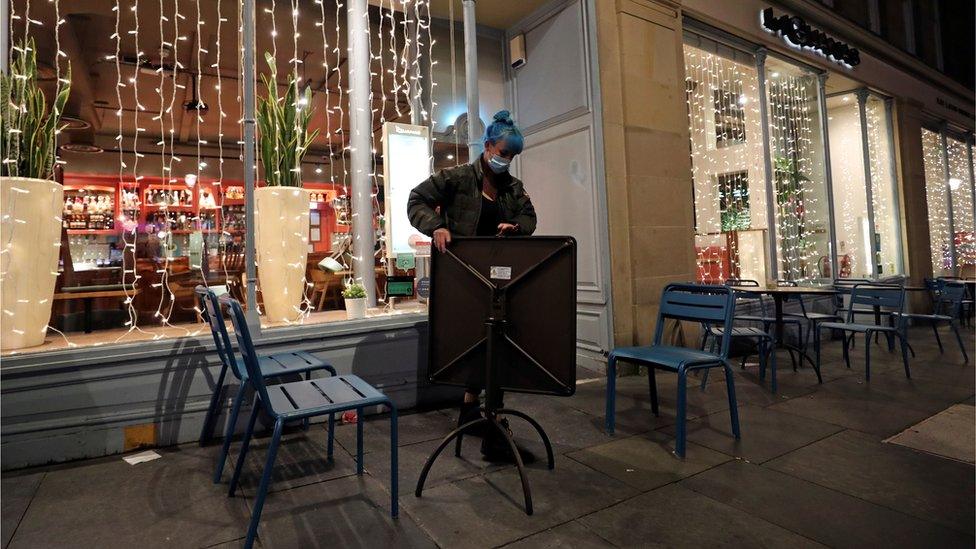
(1, 38, 71, 350)
(342, 283, 368, 320)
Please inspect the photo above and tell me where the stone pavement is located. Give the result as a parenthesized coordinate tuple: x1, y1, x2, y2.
(2, 326, 974, 548)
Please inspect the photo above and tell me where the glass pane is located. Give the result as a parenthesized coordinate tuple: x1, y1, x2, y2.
(921, 128, 953, 275)
(826, 93, 872, 279)
(764, 57, 831, 284)
(865, 96, 903, 276)
(947, 137, 975, 269)
(684, 41, 769, 284)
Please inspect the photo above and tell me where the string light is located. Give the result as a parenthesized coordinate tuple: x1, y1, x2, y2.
(947, 137, 975, 267)
(922, 128, 952, 274)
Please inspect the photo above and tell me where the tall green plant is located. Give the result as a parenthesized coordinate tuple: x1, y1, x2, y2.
(0, 37, 71, 180)
(256, 53, 318, 187)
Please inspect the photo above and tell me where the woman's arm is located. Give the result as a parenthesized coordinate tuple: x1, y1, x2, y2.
(509, 181, 537, 235)
(407, 169, 456, 237)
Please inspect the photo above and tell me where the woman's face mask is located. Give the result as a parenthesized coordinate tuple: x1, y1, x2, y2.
(485, 142, 514, 174)
(487, 154, 511, 174)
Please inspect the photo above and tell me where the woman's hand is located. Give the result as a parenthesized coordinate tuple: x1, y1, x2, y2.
(496, 223, 519, 235)
(433, 228, 452, 252)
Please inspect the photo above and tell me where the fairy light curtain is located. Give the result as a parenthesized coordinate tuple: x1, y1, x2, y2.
(5, 0, 438, 348)
(922, 128, 952, 274)
(763, 57, 830, 283)
(863, 95, 902, 276)
(683, 38, 769, 284)
(826, 94, 870, 278)
(946, 136, 975, 268)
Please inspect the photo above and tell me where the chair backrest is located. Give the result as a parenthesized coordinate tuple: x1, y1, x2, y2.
(846, 284, 905, 322)
(935, 280, 967, 317)
(195, 286, 245, 381)
(656, 284, 735, 359)
(222, 295, 275, 414)
(724, 278, 767, 315)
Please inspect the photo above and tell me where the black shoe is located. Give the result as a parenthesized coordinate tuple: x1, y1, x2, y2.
(480, 418, 535, 464)
(458, 402, 490, 438)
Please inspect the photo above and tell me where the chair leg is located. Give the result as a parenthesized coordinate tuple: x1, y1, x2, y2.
(200, 363, 229, 446)
(389, 404, 399, 519)
(327, 413, 335, 460)
(356, 406, 364, 475)
(675, 369, 688, 458)
(932, 322, 944, 353)
(648, 366, 659, 416)
(898, 332, 911, 379)
(864, 332, 872, 381)
(228, 401, 261, 497)
(605, 356, 617, 435)
(243, 419, 284, 549)
(214, 386, 246, 484)
(700, 366, 711, 390)
(842, 331, 852, 369)
(951, 321, 969, 363)
(723, 363, 741, 439)
(769, 338, 777, 393)
(813, 328, 824, 384)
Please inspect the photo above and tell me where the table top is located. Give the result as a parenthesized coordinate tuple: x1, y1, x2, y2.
(728, 285, 838, 296)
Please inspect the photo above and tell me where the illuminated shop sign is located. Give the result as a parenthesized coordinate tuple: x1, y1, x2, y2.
(760, 8, 860, 68)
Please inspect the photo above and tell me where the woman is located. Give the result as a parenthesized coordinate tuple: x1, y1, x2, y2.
(407, 110, 537, 461)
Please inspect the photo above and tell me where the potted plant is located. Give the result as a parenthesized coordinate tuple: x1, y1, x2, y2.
(254, 52, 318, 322)
(1, 38, 71, 350)
(342, 283, 368, 320)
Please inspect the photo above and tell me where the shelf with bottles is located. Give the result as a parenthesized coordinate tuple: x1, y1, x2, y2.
(146, 210, 198, 233)
(143, 185, 195, 209)
(62, 185, 117, 231)
(220, 184, 246, 205)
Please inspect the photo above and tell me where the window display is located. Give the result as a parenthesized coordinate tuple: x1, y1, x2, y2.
(685, 38, 770, 284)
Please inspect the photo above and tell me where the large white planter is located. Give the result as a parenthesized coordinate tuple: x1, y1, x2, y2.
(1, 177, 64, 350)
(344, 297, 367, 320)
(255, 187, 311, 323)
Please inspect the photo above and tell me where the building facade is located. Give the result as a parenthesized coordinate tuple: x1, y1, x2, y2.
(1, 0, 972, 468)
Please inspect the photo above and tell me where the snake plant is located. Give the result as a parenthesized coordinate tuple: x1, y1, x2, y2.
(257, 52, 319, 187)
(0, 37, 71, 180)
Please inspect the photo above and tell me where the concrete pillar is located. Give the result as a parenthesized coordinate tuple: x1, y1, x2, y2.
(242, 0, 260, 326)
(594, 0, 696, 346)
(347, 0, 377, 306)
(462, 0, 481, 160)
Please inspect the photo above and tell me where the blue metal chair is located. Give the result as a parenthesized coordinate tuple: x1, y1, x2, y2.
(815, 284, 911, 381)
(893, 279, 969, 363)
(606, 284, 741, 458)
(222, 295, 398, 549)
(195, 286, 338, 484)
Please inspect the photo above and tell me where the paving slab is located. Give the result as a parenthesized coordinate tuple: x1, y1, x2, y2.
(333, 409, 456, 456)
(402, 458, 636, 548)
(658, 404, 844, 463)
(886, 404, 975, 463)
(500, 520, 614, 548)
(251, 474, 435, 549)
(229, 427, 358, 495)
(767, 429, 975, 535)
(7, 446, 250, 549)
(579, 483, 826, 548)
(364, 436, 508, 496)
(766, 379, 938, 438)
(683, 461, 974, 548)
(565, 430, 731, 491)
(1, 471, 43, 548)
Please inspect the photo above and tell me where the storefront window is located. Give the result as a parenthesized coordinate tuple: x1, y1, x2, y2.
(826, 92, 903, 278)
(684, 37, 769, 283)
(946, 137, 975, 269)
(921, 128, 953, 274)
(827, 93, 872, 278)
(764, 57, 831, 283)
(2, 0, 453, 355)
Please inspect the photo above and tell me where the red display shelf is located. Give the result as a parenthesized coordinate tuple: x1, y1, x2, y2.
(67, 229, 117, 236)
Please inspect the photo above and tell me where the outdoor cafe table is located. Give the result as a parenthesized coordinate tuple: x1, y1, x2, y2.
(728, 285, 838, 367)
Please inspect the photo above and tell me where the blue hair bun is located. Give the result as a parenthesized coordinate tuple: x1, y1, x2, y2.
(493, 110, 514, 125)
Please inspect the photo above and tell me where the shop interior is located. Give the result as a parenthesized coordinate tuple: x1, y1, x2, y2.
(8, 0, 520, 351)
